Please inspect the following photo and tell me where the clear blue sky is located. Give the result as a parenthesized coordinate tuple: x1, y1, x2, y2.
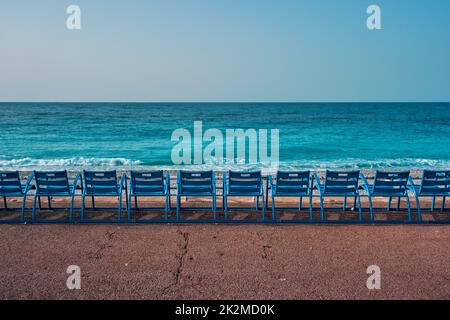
(1, 0, 449, 102)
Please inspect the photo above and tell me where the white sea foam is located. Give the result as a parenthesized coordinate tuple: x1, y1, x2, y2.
(0, 157, 143, 169)
(0, 157, 449, 173)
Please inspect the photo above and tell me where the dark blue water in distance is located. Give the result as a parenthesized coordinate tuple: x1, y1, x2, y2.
(1, 103, 449, 171)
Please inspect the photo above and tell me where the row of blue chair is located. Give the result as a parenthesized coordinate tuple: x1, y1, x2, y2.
(0, 169, 448, 223)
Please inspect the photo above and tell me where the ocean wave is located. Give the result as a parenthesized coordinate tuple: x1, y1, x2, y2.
(0, 157, 143, 168)
(0, 157, 449, 172)
(279, 158, 450, 170)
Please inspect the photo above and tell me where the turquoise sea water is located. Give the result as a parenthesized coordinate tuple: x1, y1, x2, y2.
(0, 103, 449, 171)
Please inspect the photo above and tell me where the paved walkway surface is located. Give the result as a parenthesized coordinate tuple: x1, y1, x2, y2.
(0, 224, 449, 299)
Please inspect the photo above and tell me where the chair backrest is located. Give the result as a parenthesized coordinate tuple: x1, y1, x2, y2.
(276, 171, 310, 194)
(0, 171, 22, 195)
(130, 170, 165, 194)
(373, 171, 409, 195)
(34, 171, 70, 195)
(228, 171, 262, 195)
(178, 171, 214, 194)
(419, 170, 450, 194)
(84, 170, 118, 194)
(324, 170, 359, 194)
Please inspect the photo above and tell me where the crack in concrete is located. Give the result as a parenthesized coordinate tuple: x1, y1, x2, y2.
(262, 244, 272, 260)
(175, 230, 190, 284)
(158, 229, 191, 298)
(92, 229, 118, 260)
(256, 231, 273, 261)
(105, 230, 117, 240)
(254, 230, 283, 281)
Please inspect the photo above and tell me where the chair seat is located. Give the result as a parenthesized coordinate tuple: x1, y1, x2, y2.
(321, 185, 358, 196)
(409, 182, 450, 195)
(0, 185, 25, 196)
(228, 190, 262, 196)
(179, 191, 214, 196)
(131, 190, 166, 196)
(322, 191, 358, 196)
(85, 192, 120, 196)
(180, 186, 213, 195)
(367, 184, 407, 196)
(37, 191, 73, 196)
(274, 186, 309, 196)
(132, 185, 164, 194)
(418, 189, 450, 196)
(85, 184, 121, 196)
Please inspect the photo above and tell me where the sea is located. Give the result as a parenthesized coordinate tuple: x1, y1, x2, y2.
(1, 103, 449, 172)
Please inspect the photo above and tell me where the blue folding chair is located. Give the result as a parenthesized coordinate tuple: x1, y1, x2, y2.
(269, 171, 312, 222)
(81, 170, 127, 222)
(176, 171, 216, 222)
(408, 170, 450, 223)
(223, 170, 265, 222)
(32, 171, 82, 223)
(313, 171, 362, 222)
(360, 171, 411, 222)
(0, 171, 34, 223)
(128, 170, 170, 222)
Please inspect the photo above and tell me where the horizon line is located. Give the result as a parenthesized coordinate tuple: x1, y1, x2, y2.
(1, 101, 450, 104)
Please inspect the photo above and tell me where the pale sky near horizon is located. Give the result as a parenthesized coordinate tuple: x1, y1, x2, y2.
(0, 0, 449, 102)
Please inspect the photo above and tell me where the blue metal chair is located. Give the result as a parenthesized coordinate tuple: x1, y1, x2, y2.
(0, 171, 34, 223)
(313, 171, 362, 222)
(81, 170, 127, 222)
(223, 170, 265, 222)
(269, 171, 312, 222)
(176, 171, 216, 222)
(32, 171, 82, 223)
(408, 170, 449, 223)
(360, 171, 411, 222)
(128, 170, 170, 222)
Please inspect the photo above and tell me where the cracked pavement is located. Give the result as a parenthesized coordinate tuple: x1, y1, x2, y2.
(0, 224, 449, 299)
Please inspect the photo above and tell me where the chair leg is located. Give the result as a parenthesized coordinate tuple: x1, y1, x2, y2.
(118, 195, 123, 221)
(164, 194, 169, 222)
(47, 196, 52, 209)
(3, 196, 7, 209)
(299, 196, 303, 211)
(81, 195, 85, 221)
(255, 196, 259, 210)
(442, 196, 446, 211)
(431, 196, 436, 212)
(397, 197, 401, 211)
(32, 195, 37, 222)
(261, 195, 266, 222)
(271, 195, 276, 220)
(92, 196, 95, 210)
(176, 195, 180, 221)
(309, 193, 313, 222)
(128, 194, 132, 221)
(343, 195, 347, 211)
(368, 195, 374, 222)
(353, 196, 357, 210)
(357, 194, 362, 222)
(21, 195, 27, 222)
(414, 195, 422, 222)
(320, 196, 325, 222)
(387, 196, 391, 211)
(224, 194, 228, 221)
(38, 196, 41, 210)
(212, 195, 217, 222)
(135, 196, 138, 210)
(69, 195, 75, 222)
(406, 194, 412, 222)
